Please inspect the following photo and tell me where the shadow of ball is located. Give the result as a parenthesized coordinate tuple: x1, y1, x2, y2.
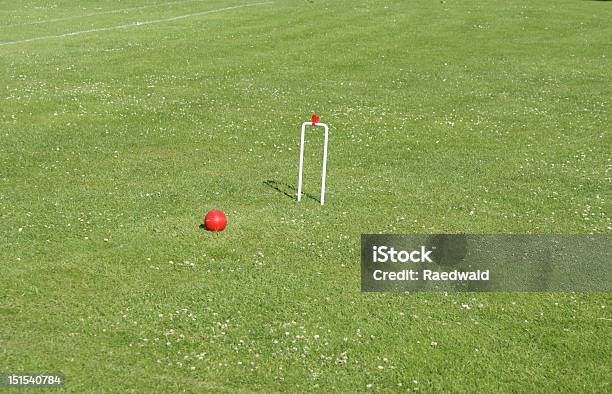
(426, 234, 468, 266)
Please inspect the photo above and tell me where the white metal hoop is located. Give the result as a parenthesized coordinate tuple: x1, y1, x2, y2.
(297, 122, 329, 205)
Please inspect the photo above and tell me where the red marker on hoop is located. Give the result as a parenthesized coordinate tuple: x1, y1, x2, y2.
(311, 114, 320, 126)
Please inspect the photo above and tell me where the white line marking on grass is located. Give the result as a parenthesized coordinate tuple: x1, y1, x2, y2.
(3, 0, 222, 28)
(0, 2, 273, 47)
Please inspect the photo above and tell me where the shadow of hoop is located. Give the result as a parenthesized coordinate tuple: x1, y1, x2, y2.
(263, 180, 321, 203)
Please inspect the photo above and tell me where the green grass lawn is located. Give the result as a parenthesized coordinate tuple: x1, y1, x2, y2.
(1, 0, 610, 392)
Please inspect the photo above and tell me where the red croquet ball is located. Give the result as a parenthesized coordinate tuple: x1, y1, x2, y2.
(204, 210, 227, 231)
